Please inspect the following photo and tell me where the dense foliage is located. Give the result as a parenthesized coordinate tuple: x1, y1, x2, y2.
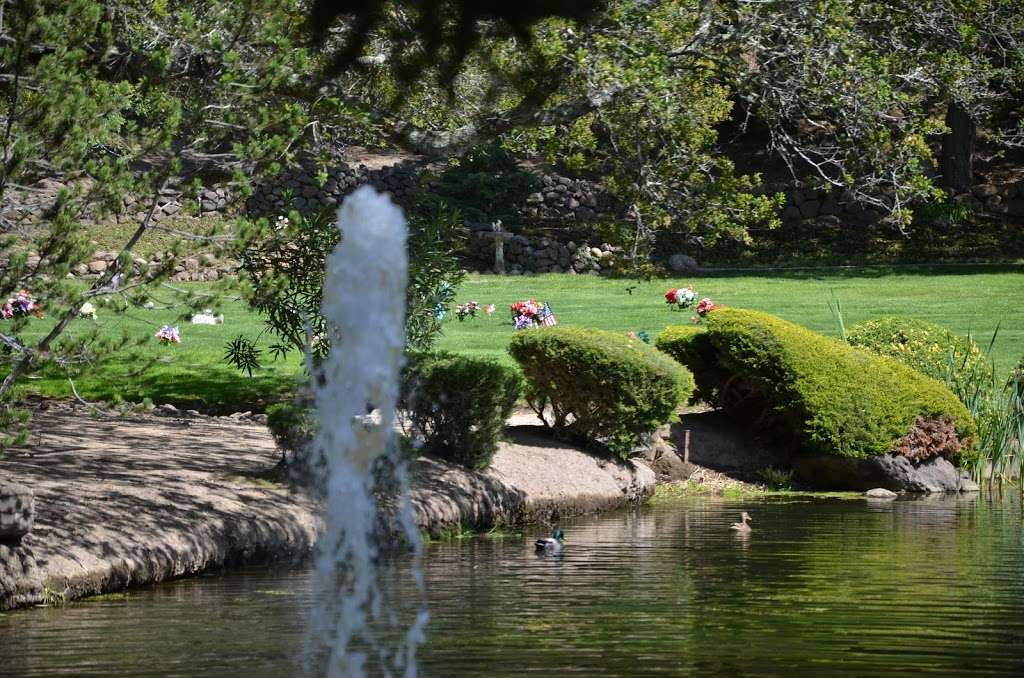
(428, 144, 541, 226)
(847, 316, 993, 405)
(230, 198, 465, 370)
(702, 308, 975, 460)
(400, 352, 523, 469)
(653, 325, 720, 405)
(509, 327, 694, 457)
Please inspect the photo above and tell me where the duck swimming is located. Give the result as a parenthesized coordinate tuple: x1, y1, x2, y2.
(730, 512, 752, 533)
(535, 528, 564, 553)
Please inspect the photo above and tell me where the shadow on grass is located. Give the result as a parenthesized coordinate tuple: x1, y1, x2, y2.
(698, 262, 1024, 280)
(23, 363, 302, 414)
(129, 369, 300, 414)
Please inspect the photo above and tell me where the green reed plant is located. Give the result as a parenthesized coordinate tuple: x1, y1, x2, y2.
(936, 329, 1022, 483)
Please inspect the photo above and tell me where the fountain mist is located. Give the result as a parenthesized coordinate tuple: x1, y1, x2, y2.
(309, 186, 428, 677)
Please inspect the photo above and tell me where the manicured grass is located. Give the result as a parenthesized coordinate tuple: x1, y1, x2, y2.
(14, 286, 306, 412)
(437, 267, 1024, 377)
(11, 266, 1023, 411)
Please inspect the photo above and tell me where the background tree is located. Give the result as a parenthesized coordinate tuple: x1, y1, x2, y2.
(732, 0, 1024, 225)
(0, 1, 327, 443)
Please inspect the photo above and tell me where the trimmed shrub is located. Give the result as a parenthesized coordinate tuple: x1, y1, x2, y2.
(402, 352, 523, 470)
(847, 316, 992, 404)
(654, 325, 723, 405)
(704, 308, 976, 460)
(509, 327, 694, 457)
(266, 399, 317, 453)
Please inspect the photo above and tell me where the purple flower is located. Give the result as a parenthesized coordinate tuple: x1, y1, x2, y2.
(155, 325, 181, 344)
(514, 315, 535, 330)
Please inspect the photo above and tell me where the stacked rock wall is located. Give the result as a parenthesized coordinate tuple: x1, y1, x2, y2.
(522, 174, 616, 224)
(8, 158, 1023, 283)
(465, 230, 622, 275)
(244, 162, 420, 217)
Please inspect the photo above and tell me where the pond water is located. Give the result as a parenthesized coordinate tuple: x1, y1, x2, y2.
(2, 494, 1024, 676)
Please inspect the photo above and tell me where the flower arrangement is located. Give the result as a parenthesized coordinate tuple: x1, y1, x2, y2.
(511, 299, 540, 329)
(155, 325, 181, 344)
(1, 289, 42, 320)
(665, 285, 720, 323)
(691, 298, 722, 324)
(510, 299, 557, 329)
(456, 301, 480, 321)
(485, 304, 496, 318)
(79, 302, 97, 320)
(664, 285, 697, 310)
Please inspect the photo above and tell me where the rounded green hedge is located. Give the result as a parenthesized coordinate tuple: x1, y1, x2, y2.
(401, 352, 523, 470)
(704, 308, 976, 460)
(654, 325, 722, 405)
(509, 327, 694, 457)
(847, 316, 992, 403)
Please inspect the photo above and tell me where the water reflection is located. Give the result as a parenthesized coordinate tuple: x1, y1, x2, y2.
(1, 494, 1022, 676)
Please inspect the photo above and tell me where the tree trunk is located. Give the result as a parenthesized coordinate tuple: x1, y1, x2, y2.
(941, 102, 975, 193)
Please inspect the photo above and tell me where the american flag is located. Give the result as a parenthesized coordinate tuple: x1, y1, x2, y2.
(538, 301, 558, 327)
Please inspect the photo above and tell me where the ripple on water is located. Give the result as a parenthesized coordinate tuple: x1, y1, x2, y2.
(1, 494, 1023, 676)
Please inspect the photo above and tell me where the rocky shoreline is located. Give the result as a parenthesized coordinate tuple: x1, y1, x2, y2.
(0, 404, 654, 611)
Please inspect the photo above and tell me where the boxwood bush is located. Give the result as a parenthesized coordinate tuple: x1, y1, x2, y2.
(509, 327, 694, 457)
(401, 352, 523, 470)
(704, 308, 976, 460)
(654, 325, 723, 405)
(847, 316, 992, 404)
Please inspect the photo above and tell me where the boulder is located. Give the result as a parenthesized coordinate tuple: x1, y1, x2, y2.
(865, 487, 898, 499)
(793, 453, 979, 493)
(0, 483, 34, 542)
(667, 253, 699, 275)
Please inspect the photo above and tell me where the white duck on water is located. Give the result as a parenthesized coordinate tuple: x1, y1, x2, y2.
(730, 512, 753, 533)
(535, 528, 564, 553)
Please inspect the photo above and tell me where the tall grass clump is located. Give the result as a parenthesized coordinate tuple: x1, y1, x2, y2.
(969, 359, 1024, 482)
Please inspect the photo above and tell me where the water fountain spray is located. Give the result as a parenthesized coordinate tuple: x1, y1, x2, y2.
(309, 186, 427, 677)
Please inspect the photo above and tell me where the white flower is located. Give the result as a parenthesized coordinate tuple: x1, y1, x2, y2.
(79, 302, 97, 320)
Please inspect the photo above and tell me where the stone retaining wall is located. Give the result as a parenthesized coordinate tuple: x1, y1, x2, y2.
(465, 230, 624, 275)
(9, 159, 1023, 284)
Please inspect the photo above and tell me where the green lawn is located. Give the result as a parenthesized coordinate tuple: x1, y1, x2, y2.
(438, 267, 1024, 375)
(15, 288, 305, 413)
(12, 266, 1024, 411)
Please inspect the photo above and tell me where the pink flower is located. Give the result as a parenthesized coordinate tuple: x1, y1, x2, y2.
(696, 298, 715, 314)
(155, 325, 181, 344)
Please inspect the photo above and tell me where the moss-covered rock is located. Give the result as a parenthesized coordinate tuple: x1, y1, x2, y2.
(509, 327, 694, 457)
(703, 308, 976, 461)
